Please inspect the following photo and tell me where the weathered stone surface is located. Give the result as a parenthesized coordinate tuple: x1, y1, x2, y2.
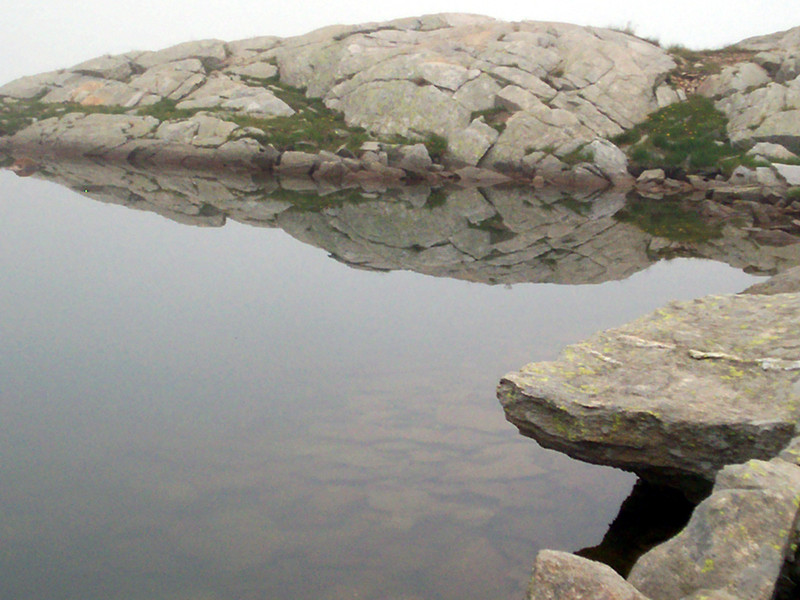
(129, 58, 206, 100)
(70, 55, 134, 81)
(8, 112, 159, 154)
(587, 139, 630, 183)
(448, 119, 500, 166)
(277, 151, 319, 175)
(189, 114, 239, 147)
(134, 39, 228, 70)
(498, 291, 800, 480)
(529, 550, 649, 600)
(717, 82, 800, 151)
(224, 62, 279, 79)
(747, 142, 799, 161)
(628, 458, 800, 600)
(390, 143, 432, 173)
(773, 163, 800, 185)
(698, 62, 771, 99)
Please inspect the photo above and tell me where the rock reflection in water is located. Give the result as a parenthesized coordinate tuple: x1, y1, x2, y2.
(16, 156, 800, 284)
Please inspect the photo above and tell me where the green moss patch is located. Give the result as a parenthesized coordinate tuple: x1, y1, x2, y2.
(615, 196, 723, 243)
(612, 96, 741, 172)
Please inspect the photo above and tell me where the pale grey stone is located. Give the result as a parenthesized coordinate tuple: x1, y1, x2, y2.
(772, 162, 800, 185)
(189, 114, 239, 147)
(277, 151, 319, 175)
(628, 458, 800, 600)
(698, 63, 771, 99)
(135, 39, 228, 70)
(224, 62, 279, 80)
(530, 550, 649, 600)
(453, 73, 503, 112)
(221, 89, 294, 116)
(336, 80, 470, 138)
(655, 84, 682, 108)
(587, 139, 629, 181)
(755, 166, 785, 188)
(155, 120, 200, 143)
(391, 143, 432, 173)
(418, 61, 478, 91)
(490, 66, 557, 101)
(129, 59, 206, 100)
(747, 142, 799, 161)
(728, 166, 758, 185)
(448, 119, 500, 166)
(496, 85, 546, 112)
(637, 169, 665, 184)
(70, 55, 133, 81)
(0, 71, 62, 99)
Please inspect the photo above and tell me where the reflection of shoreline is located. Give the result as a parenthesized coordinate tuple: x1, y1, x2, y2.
(6, 155, 800, 286)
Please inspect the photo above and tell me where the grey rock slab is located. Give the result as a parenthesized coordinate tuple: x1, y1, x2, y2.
(129, 59, 206, 100)
(155, 120, 201, 143)
(70, 55, 133, 82)
(0, 70, 63, 99)
(496, 85, 546, 112)
(452, 73, 503, 112)
(135, 39, 228, 70)
(747, 142, 799, 161)
(276, 151, 319, 175)
(390, 143, 432, 173)
(529, 550, 649, 600)
(698, 63, 772, 99)
(336, 80, 471, 137)
(749, 109, 800, 153)
(448, 119, 499, 166)
(188, 114, 239, 147)
(223, 62, 279, 79)
(743, 266, 800, 296)
(772, 163, 800, 185)
(498, 291, 800, 480)
(628, 458, 800, 600)
(586, 139, 629, 180)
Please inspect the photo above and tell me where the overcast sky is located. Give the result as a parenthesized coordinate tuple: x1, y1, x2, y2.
(1, 0, 797, 84)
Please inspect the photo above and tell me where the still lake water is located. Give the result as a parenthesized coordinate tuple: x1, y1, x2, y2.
(0, 169, 768, 600)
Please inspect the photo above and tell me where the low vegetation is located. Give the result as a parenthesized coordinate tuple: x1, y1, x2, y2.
(612, 96, 746, 173)
(615, 197, 723, 243)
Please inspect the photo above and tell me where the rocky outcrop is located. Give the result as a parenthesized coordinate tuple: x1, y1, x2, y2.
(514, 270, 800, 600)
(498, 270, 800, 481)
(699, 27, 800, 151)
(0, 14, 676, 169)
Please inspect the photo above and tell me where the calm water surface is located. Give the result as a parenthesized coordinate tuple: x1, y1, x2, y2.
(0, 172, 765, 600)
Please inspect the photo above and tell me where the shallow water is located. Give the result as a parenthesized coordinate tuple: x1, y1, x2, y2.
(0, 171, 767, 600)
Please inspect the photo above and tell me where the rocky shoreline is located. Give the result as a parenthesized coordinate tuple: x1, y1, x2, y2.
(501, 268, 800, 599)
(2, 12, 800, 600)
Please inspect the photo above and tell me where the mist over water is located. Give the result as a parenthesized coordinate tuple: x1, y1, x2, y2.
(0, 171, 766, 599)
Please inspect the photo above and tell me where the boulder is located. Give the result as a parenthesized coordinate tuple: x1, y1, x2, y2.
(772, 163, 800, 185)
(498, 290, 800, 481)
(628, 458, 800, 600)
(530, 550, 649, 600)
(277, 151, 319, 175)
(746, 142, 798, 161)
(390, 143, 432, 174)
